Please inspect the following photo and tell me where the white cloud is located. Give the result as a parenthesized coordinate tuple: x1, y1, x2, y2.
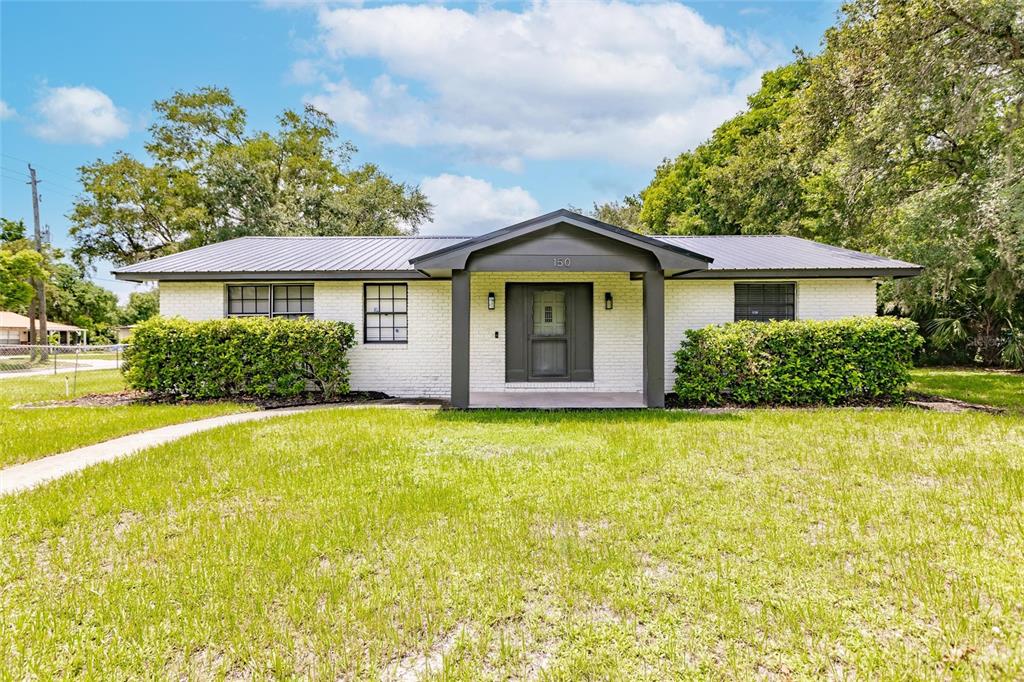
(287, 58, 322, 85)
(301, 1, 779, 167)
(0, 100, 15, 120)
(420, 174, 541, 235)
(30, 85, 130, 145)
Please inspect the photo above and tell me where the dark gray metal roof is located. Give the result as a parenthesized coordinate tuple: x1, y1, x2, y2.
(658, 235, 922, 278)
(113, 220, 921, 281)
(113, 236, 471, 281)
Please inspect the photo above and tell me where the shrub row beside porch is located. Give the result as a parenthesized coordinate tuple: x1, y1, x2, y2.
(123, 317, 356, 399)
(674, 317, 922, 406)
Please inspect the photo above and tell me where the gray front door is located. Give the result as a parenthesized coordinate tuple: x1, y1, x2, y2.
(529, 288, 569, 379)
(506, 283, 593, 383)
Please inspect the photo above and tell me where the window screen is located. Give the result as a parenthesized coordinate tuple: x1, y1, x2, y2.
(734, 283, 795, 322)
(364, 284, 408, 343)
(227, 284, 313, 318)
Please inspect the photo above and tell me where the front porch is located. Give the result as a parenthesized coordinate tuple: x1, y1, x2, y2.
(409, 210, 713, 409)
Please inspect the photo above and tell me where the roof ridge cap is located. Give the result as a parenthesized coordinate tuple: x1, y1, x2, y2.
(653, 233, 792, 238)
(235, 235, 472, 240)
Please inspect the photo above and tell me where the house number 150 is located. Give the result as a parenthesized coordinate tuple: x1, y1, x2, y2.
(553, 257, 572, 267)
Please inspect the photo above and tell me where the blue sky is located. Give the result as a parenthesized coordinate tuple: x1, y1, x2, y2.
(0, 1, 838, 299)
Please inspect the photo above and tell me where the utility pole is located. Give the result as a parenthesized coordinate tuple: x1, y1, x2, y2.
(28, 164, 48, 361)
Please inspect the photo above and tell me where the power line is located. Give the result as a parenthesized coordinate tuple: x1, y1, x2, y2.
(0, 153, 79, 184)
(0, 165, 30, 178)
(38, 187, 79, 201)
(1, 166, 80, 195)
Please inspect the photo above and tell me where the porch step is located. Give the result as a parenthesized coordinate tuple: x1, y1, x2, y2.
(468, 391, 645, 409)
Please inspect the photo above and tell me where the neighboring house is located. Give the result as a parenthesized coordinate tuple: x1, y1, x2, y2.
(115, 325, 135, 342)
(0, 311, 86, 345)
(113, 209, 922, 408)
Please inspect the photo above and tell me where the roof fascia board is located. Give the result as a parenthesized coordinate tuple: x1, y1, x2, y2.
(113, 270, 434, 283)
(672, 267, 924, 279)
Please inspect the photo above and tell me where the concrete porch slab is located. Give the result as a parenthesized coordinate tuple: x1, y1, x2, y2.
(469, 391, 645, 409)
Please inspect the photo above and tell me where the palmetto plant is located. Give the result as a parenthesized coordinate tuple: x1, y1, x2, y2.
(924, 276, 1024, 369)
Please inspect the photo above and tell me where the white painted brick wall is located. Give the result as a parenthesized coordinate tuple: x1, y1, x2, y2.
(159, 276, 877, 400)
(315, 281, 451, 399)
(159, 282, 225, 320)
(796, 278, 877, 319)
(469, 272, 643, 393)
(159, 280, 451, 398)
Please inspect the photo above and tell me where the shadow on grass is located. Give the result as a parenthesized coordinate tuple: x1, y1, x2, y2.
(433, 407, 744, 426)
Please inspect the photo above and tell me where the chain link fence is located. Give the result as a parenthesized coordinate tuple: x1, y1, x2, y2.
(0, 344, 125, 374)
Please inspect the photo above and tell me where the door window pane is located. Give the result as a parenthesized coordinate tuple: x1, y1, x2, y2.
(533, 291, 565, 336)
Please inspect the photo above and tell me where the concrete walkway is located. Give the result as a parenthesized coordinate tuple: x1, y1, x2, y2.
(0, 404, 342, 496)
(0, 358, 121, 379)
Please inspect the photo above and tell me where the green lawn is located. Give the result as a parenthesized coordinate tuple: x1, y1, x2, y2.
(911, 367, 1024, 412)
(0, 370, 251, 468)
(2, 407, 1021, 678)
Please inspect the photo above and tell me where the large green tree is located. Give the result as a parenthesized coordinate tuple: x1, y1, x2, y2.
(117, 289, 159, 326)
(640, 58, 811, 236)
(0, 218, 44, 310)
(637, 0, 1023, 367)
(2, 217, 122, 342)
(71, 87, 432, 267)
(45, 263, 120, 342)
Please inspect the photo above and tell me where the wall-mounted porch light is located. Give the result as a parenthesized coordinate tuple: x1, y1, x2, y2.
(487, 292, 496, 310)
(604, 292, 613, 310)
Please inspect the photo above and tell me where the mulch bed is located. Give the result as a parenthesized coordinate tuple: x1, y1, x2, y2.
(665, 393, 902, 411)
(17, 391, 1001, 414)
(666, 393, 1005, 414)
(16, 391, 446, 410)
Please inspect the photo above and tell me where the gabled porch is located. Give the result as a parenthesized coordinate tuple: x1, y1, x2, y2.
(410, 209, 712, 409)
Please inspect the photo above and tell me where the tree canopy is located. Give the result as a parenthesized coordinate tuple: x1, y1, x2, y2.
(117, 290, 160, 326)
(70, 87, 432, 267)
(0, 219, 44, 311)
(625, 0, 1023, 367)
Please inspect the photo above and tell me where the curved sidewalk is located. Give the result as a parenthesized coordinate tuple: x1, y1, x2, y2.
(0, 404, 343, 496)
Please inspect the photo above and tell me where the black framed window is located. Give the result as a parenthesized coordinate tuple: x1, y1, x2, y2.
(227, 284, 313, 319)
(272, 285, 314, 319)
(734, 283, 795, 322)
(364, 283, 408, 343)
(227, 285, 270, 316)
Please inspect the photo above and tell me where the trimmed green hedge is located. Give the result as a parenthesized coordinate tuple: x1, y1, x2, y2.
(123, 317, 357, 399)
(673, 317, 922, 406)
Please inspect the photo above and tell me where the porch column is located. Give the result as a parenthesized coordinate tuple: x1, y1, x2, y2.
(642, 270, 665, 408)
(451, 269, 471, 408)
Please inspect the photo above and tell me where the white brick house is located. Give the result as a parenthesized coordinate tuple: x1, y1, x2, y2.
(116, 209, 921, 408)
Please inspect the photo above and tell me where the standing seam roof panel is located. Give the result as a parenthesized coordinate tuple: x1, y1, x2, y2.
(113, 234, 919, 274)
